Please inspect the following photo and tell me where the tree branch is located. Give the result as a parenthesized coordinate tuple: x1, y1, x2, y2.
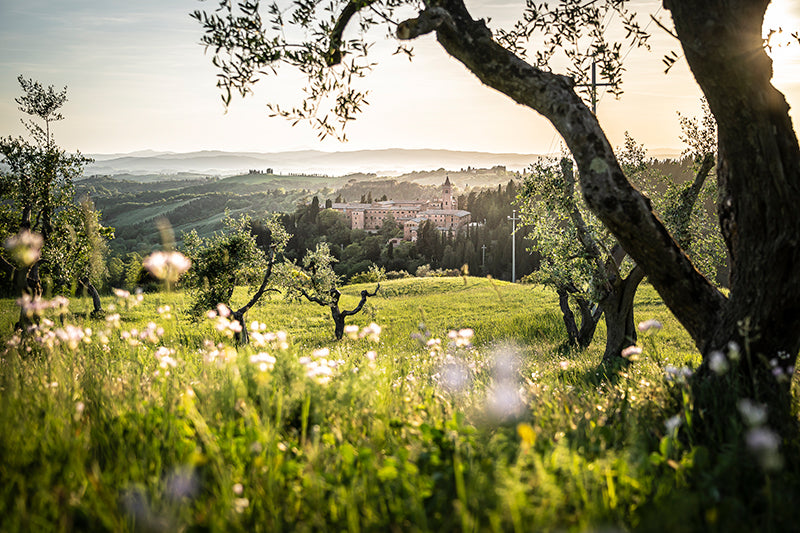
(397, 7, 456, 40)
(559, 158, 615, 292)
(299, 288, 328, 306)
(409, 0, 726, 351)
(235, 249, 278, 316)
(327, 0, 379, 66)
(341, 283, 380, 317)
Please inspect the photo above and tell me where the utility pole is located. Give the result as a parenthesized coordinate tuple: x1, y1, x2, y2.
(508, 209, 519, 283)
(481, 244, 487, 270)
(576, 59, 614, 114)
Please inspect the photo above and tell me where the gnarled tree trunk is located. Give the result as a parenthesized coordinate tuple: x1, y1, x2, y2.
(301, 284, 380, 340)
(79, 276, 104, 318)
(600, 266, 645, 364)
(231, 250, 277, 345)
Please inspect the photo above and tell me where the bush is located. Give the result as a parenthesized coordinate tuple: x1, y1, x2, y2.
(349, 264, 386, 284)
(385, 270, 412, 280)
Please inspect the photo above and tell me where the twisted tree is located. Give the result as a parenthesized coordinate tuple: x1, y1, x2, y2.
(285, 242, 380, 339)
(183, 214, 289, 344)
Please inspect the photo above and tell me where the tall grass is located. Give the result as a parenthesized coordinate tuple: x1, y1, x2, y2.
(1, 278, 798, 531)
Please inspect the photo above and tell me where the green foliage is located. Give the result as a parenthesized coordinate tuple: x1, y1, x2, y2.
(349, 264, 386, 285)
(192, 1, 649, 138)
(183, 214, 288, 315)
(43, 200, 115, 292)
(281, 241, 341, 304)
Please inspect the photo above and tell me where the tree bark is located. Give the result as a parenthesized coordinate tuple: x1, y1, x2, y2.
(557, 288, 581, 347)
(600, 266, 646, 364)
(665, 0, 800, 378)
(232, 250, 277, 345)
(557, 286, 601, 350)
(79, 277, 104, 318)
(576, 298, 602, 349)
(300, 284, 379, 340)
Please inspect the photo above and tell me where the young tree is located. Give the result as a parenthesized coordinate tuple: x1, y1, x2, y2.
(183, 213, 289, 343)
(1, 76, 111, 315)
(285, 242, 380, 340)
(193, 1, 800, 422)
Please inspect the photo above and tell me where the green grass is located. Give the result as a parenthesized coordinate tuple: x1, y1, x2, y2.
(1, 278, 798, 531)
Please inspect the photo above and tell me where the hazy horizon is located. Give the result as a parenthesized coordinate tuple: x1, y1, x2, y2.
(1, 1, 798, 157)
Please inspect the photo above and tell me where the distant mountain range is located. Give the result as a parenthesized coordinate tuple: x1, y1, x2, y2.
(83, 148, 542, 177)
(84, 147, 684, 178)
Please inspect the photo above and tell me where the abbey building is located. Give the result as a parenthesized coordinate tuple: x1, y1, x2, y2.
(331, 177, 471, 241)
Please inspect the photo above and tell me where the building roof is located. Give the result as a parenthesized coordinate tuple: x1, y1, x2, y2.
(419, 209, 471, 217)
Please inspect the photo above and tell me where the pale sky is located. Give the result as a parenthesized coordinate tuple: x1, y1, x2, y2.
(0, 0, 798, 156)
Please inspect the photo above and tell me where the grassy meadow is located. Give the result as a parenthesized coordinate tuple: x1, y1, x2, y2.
(1, 277, 798, 531)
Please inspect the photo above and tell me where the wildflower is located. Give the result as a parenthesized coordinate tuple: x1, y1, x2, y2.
(344, 324, 359, 339)
(709, 351, 729, 375)
(727, 341, 741, 361)
(249, 352, 276, 372)
(216, 303, 230, 318)
(233, 483, 244, 496)
(365, 350, 377, 362)
(157, 305, 172, 319)
(155, 346, 177, 369)
(74, 401, 85, 421)
(359, 323, 382, 342)
(233, 498, 250, 513)
(559, 360, 570, 370)
(305, 359, 334, 384)
(638, 319, 663, 333)
(737, 398, 768, 427)
(113, 288, 130, 299)
(4, 230, 43, 266)
(621, 345, 642, 359)
(106, 313, 121, 328)
(142, 251, 191, 283)
(486, 382, 524, 418)
(665, 415, 682, 436)
(312, 347, 330, 358)
(664, 365, 693, 384)
(746, 427, 783, 471)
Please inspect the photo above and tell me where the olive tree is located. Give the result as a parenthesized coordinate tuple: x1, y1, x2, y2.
(283, 242, 380, 340)
(192, 0, 800, 423)
(520, 112, 721, 362)
(1, 77, 111, 316)
(183, 213, 289, 343)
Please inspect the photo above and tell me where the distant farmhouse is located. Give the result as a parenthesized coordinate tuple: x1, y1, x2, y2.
(331, 177, 471, 241)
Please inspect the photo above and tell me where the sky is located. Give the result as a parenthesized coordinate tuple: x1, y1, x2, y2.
(0, 0, 799, 157)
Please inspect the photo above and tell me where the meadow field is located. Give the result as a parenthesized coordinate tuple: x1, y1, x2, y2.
(1, 277, 798, 531)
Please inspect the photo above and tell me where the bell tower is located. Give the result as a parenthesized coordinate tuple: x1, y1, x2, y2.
(442, 176, 453, 210)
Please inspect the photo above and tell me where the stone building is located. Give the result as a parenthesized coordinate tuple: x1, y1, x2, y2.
(331, 176, 471, 241)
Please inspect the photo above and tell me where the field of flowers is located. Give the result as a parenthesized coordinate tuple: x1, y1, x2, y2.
(1, 277, 799, 531)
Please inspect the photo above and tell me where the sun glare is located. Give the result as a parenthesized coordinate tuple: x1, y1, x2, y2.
(763, 1, 800, 84)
